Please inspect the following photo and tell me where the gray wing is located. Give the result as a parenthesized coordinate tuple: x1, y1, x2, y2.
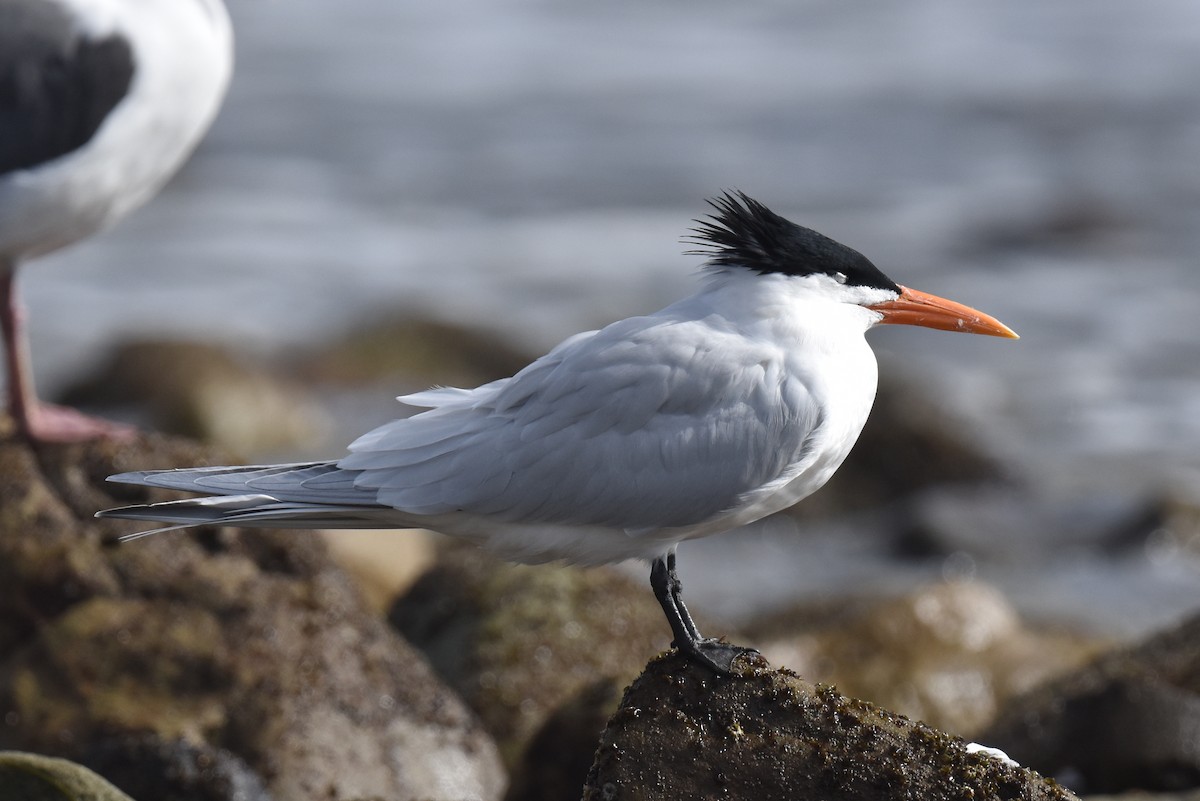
(100, 461, 403, 537)
(0, 0, 135, 174)
(339, 315, 821, 531)
(105, 461, 385, 507)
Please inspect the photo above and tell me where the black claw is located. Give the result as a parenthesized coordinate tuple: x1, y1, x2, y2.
(678, 638, 760, 674)
(650, 553, 757, 675)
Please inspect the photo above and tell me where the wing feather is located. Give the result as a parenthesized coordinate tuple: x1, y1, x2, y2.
(106, 315, 822, 534)
(109, 462, 325, 494)
(340, 315, 820, 530)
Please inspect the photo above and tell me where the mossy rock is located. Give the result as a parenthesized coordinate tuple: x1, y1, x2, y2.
(582, 653, 1080, 801)
(302, 316, 534, 387)
(0, 752, 133, 801)
(59, 340, 326, 453)
(391, 543, 672, 770)
(747, 581, 1102, 737)
(0, 432, 505, 801)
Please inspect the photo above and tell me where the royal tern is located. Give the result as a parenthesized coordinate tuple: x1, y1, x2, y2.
(99, 192, 1017, 672)
(1, 0, 232, 442)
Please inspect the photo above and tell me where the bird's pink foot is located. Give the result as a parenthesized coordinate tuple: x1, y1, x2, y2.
(14, 403, 137, 444)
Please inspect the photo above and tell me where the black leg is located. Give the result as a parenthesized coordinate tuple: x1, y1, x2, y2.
(650, 554, 695, 645)
(649, 552, 758, 674)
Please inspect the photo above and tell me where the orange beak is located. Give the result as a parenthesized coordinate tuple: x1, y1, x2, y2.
(868, 286, 1018, 339)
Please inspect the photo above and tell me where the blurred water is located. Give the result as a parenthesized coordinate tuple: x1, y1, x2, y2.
(16, 0, 1200, 632)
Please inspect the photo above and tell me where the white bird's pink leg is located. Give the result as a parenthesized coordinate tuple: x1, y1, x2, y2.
(1, 266, 134, 443)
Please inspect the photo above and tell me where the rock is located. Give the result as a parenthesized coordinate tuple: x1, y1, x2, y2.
(0, 433, 506, 801)
(319, 528, 437, 614)
(0, 751, 134, 801)
(581, 652, 1079, 801)
(1104, 479, 1200, 559)
(747, 581, 1102, 737)
(961, 194, 1132, 254)
(895, 486, 1045, 561)
(389, 544, 670, 770)
(301, 316, 534, 388)
(79, 734, 270, 801)
(1086, 792, 1200, 801)
(894, 484, 1151, 563)
(59, 340, 328, 454)
(981, 611, 1200, 794)
(504, 679, 622, 801)
(786, 368, 1005, 520)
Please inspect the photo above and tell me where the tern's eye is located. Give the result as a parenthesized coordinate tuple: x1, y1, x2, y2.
(833, 272, 848, 284)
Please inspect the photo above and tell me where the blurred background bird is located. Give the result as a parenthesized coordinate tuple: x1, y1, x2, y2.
(0, 0, 232, 441)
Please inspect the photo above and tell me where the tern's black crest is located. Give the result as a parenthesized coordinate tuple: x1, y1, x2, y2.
(688, 191, 900, 293)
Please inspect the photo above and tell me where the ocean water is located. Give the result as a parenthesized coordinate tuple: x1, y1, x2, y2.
(18, 0, 1200, 635)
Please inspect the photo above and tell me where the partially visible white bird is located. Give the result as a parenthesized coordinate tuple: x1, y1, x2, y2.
(99, 192, 1017, 672)
(1, 0, 232, 442)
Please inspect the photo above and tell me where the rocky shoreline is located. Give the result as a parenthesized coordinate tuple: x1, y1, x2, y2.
(2, 327, 1199, 799)
(0, 427, 1196, 800)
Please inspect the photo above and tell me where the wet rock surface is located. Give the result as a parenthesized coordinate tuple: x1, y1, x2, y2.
(982, 611, 1200, 795)
(581, 652, 1079, 801)
(389, 544, 670, 770)
(0, 751, 135, 801)
(748, 581, 1103, 737)
(0, 432, 505, 801)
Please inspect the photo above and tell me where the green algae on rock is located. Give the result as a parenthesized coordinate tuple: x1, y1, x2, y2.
(0, 433, 505, 801)
(0, 751, 134, 801)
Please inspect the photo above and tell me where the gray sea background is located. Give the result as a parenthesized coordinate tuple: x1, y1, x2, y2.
(19, 0, 1200, 637)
